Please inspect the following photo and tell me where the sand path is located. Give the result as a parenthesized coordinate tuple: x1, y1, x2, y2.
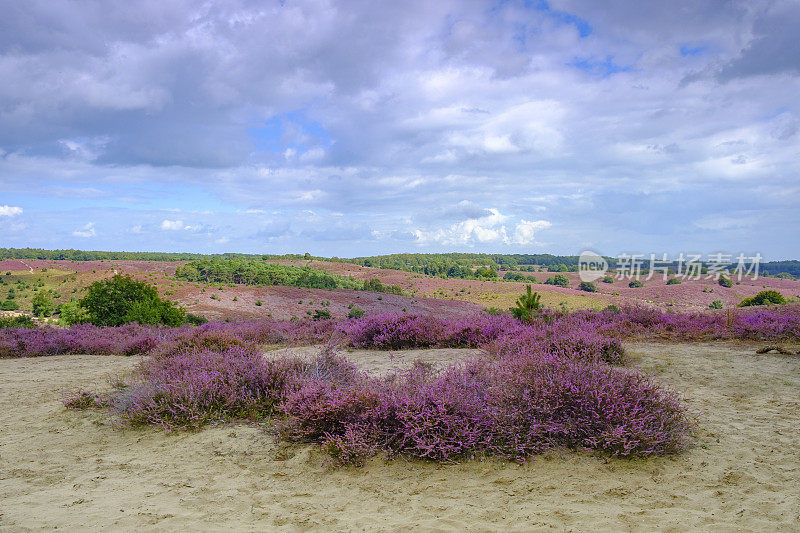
(1, 343, 799, 531)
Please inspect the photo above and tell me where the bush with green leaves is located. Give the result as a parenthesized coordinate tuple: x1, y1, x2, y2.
(0, 300, 19, 311)
(718, 276, 733, 288)
(185, 313, 209, 326)
(58, 300, 90, 325)
(601, 275, 614, 284)
(0, 315, 36, 329)
(578, 281, 597, 293)
(347, 306, 366, 319)
(313, 309, 332, 321)
(629, 280, 644, 288)
(79, 274, 185, 326)
(544, 274, 569, 287)
(709, 299, 723, 309)
(666, 278, 682, 285)
(32, 290, 55, 317)
(738, 290, 786, 307)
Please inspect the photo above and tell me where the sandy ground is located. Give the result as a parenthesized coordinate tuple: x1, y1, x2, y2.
(1, 342, 799, 531)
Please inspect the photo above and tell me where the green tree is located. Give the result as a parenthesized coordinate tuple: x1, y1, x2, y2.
(511, 285, 542, 323)
(80, 274, 185, 326)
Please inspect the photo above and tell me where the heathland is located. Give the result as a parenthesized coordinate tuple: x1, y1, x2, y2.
(1, 250, 799, 530)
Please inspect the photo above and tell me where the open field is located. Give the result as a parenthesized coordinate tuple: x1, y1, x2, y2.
(3, 259, 799, 324)
(1, 342, 798, 530)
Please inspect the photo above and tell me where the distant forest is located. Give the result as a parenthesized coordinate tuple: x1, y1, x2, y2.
(1, 248, 797, 279)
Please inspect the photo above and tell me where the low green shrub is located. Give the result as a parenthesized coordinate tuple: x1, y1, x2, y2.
(739, 290, 786, 307)
(578, 282, 597, 292)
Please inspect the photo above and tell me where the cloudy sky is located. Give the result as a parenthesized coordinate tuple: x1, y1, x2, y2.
(1, 0, 798, 259)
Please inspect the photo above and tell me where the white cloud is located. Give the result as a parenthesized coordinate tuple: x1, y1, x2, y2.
(511, 219, 553, 245)
(72, 222, 96, 238)
(414, 208, 551, 247)
(160, 219, 185, 231)
(0, 205, 23, 217)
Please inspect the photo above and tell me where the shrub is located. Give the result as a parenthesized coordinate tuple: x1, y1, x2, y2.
(667, 278, 682, 285)
(629, 280, 643, 288)
(578, 281, 597, 292)
(363, 278, 403, 295)
(347, 306, 366, 319)
(80, 274, 185, 326)
(739, 290, 786, 307)
(32, 290, 55, 317)
(601, 275, 614, 284)
(709, 299, 723, 309)
(718, 276, 733, 288)
(313, 309, 332, 321)
(544, 274, 569, 287)
(0, 300, 19, 311)
(255, 300, 263, 306)
(185, 313, 209, 326)
(59, 300, 90, 325)
(0, 315, 37, 329)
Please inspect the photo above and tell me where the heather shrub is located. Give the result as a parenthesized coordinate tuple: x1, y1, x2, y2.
(112, 345, 296, 430)
(342, 314, 443, 349)
(63, 389, 106, 409)
(709, 299, 723, 309)
(601, 275, 614, 284)
(321, 426, 377, 467)
(666, 278, 681, 285)
(629, 280, 643, 288)
(281, 352, 689, 464)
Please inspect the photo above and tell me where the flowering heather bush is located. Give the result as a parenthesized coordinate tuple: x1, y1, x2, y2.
(0, 318, 332, 358)
(279, 352, 690, 464)
(63, 389, 106, 410)
(111, 345, 303, 430)
(0, 323, 174, 358)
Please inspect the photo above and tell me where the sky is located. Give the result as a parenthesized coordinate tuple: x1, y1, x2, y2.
(0, 0, 799, 259)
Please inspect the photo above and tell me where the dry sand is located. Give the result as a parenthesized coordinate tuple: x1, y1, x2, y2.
(1, 342, 799, 531)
